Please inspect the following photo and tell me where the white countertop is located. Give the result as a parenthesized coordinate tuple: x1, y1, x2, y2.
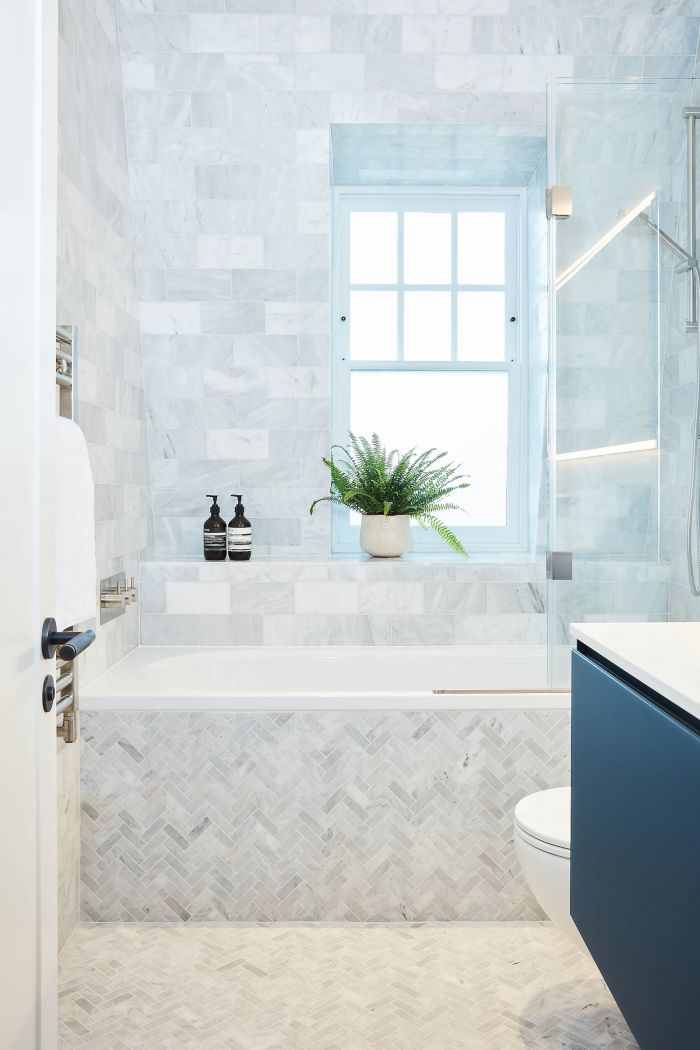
(571, 622, 700, 721)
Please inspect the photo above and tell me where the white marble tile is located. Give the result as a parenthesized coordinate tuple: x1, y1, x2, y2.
(265, 303, 329, 336)
(195, 164, 262, 198)
(486, 583, 545, 614)
(59, 921, 637, 1050)
(166, 581, 231, 615)
(295, 55, 365, 92)
(424, 582, 487, 614)
(233, 335, 298, 367)
(331, 15, 401, 53)
(117, 0, 693, 578)
(229, 580, 295, 613)
(119, 12, 189, 51)
(201, 301, 266, 334)
(263, 613, 391, 644)
(166, 269, 232, 300)
(359, 581, 424, 614)
(202, 367, 267, 397)
(455, 613, 547, 645)
(434, 55, 504, 92)
(295, 581, 360, 613)
(197, 614, 264, 644)
(139, 301, 200, 334)
(401, 15, 473, 52)
(206, 428, 270, 459)
(391, 615, 455, 646)
(196, 235, 264, 269)
(125, 89, 191, 126)
(189, 13, 260, 52)
(191, 91, 229, 127)
(140, 613, 199, 644)
(155, 52, 226, 90)
(260, 14, 331, 52)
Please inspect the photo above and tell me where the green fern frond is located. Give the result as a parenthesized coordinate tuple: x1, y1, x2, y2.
(311, 432, 471, 556)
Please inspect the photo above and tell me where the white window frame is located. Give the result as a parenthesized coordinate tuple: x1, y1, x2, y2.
(332, 186, 528, 555)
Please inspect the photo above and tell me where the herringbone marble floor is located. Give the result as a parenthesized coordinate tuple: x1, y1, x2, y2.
(58, 923, 637, 1050)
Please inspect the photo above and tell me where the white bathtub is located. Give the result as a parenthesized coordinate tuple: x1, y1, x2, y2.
(81, 645, 569, 712)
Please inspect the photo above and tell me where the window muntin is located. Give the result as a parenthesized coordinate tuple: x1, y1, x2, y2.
(333, 189, 526, 554)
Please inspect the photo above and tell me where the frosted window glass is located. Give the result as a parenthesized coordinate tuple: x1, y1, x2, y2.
(350, 212, 397, 284)
(404, 291, 451, 361)
(350, 371, 508, 527)
(349, 291, 397, 360)
(458, 291, 505, 361)
(458, 212, 505, 285)
(404, 212, 451, 284)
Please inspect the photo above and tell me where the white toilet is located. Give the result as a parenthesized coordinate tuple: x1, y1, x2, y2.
(514, 786, 588, 953)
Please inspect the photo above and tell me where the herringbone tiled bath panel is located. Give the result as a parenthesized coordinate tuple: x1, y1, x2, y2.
(58, 923, 637, 1049)
(80, 710, 570, 922)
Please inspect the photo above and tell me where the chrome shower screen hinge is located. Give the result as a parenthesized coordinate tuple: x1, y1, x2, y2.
(547, 551, 573, 581)
(546, 185, 573, 220)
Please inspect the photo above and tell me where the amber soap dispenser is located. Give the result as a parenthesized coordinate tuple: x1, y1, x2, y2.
(228, 494, 252, 561)
(203, 495, 227, 561)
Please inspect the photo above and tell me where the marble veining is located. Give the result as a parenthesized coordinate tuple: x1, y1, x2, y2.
(58, 923, 637, 1049)
(80, 708, 570, 922)
(118, 0, 700, 560)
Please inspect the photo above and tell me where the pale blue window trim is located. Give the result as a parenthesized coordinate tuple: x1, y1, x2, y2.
(331, 186, 528, 555)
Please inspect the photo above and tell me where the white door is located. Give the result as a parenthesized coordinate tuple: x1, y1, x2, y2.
(0, 1, 58, 1047)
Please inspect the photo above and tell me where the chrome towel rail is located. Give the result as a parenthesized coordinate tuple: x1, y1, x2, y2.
(433, 688, 571, 695)
(56, 325, 77, 420)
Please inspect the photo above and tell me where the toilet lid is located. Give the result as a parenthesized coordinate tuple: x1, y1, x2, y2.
(514, 787, 570, 850)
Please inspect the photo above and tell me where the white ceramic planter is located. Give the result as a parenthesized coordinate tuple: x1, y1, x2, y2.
(360, 514, 411, 558)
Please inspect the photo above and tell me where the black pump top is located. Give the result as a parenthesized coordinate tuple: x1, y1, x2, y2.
(207, 494, 221, 515)
(232, 494, 245, 513)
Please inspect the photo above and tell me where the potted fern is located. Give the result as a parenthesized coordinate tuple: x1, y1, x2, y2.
(310, 433, 470, 558)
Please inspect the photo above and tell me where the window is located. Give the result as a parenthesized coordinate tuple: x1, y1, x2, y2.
(332, 189, 527, 554)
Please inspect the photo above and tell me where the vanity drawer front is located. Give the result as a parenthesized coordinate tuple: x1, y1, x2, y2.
(571, 650, 700, 1050)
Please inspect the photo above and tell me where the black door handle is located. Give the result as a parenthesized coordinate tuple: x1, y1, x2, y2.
(41, 617, 96, 662)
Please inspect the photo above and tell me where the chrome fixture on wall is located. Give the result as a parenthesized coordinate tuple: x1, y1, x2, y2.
(56, 324, 77, 421)
(53, 325, 86, 741)
(100, 572, 138, 624)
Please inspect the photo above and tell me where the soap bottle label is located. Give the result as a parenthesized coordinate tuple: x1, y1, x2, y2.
(227, 527, 252, 551)
(204, 532, 226, 551)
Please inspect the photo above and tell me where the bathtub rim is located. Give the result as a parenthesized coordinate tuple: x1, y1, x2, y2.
(81, 644, 569, 712)
(80, 692, 570, 713)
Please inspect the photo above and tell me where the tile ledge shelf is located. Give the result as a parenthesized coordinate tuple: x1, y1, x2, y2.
(141, 553, 544, 567)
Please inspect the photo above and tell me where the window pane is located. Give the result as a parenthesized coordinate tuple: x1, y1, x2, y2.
(404, 212, 451, 284)
(350, 212, 397, 284)
(458, 212, 505, 285)
(349, 290, 397, 360)
(404, 291, 451, 361)
(350, 371, 508, 527)
(458, 291, 505, 361)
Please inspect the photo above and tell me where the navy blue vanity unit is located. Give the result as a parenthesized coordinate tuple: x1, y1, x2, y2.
(570, 623, 700, 1050)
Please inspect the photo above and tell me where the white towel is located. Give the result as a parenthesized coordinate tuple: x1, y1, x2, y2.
(54, 416, 96, 630)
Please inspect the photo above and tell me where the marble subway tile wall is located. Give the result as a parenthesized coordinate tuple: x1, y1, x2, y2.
(59, 0, 153, 680)
(140, 558, 547, 645)
(117, 0, 700, 561)
(57, 0, 153, 947)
